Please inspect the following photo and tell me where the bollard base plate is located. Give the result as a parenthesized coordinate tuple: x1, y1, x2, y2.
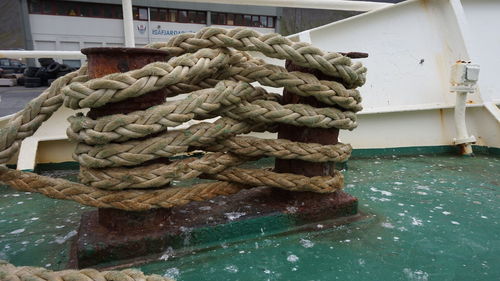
(69, 187, 357, 269)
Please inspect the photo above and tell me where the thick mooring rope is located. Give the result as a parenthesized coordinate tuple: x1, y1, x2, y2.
(0, 27, 366, 211)
(0, 260, 174, 281)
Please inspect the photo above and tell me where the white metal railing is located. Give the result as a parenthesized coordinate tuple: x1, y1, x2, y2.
(0, 50, 84, 59)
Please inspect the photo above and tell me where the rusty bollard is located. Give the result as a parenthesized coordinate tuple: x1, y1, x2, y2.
(72, 47, 173, 267)
(274, 59, 360, 218)
(84, 47, 173, 230)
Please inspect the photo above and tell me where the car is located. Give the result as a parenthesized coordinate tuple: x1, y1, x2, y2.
(0, 58, 27, 74)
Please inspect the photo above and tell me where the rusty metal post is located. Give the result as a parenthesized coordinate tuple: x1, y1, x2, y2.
(71, 48, 174, 267)
(82, 47, 172, 231)
(274, 60, 356, 206)
(275, 60, 339, 176)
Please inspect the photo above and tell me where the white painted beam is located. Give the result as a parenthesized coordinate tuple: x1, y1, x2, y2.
(0, 50, 85, 59)
(122, 0, 135, 47)
(165, 0, 393, 12)
(484, 102, 500, 124)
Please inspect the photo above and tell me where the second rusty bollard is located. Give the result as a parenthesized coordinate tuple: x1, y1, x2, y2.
(274, 60, 358, 207)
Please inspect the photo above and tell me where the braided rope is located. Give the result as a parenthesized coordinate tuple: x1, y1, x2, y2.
(0, 67, 88, 163)
(147, 27, 366, 87)
(0, 260, 175, 281)
(66, 78, 360, 145)
(80, 151, 345, 191)
(61, 47, 363, 113)
(73, 117, 265, 168)
(0, 166, 247, 210)
(0, 27, 365, 211)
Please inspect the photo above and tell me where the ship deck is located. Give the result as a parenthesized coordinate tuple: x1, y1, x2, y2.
(1, 150, 498, 280)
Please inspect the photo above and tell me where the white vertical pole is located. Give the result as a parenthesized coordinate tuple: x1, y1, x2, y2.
(454, 92, 473, 155)
(122, 0, 135, 47)
(147, 7, 152, 44)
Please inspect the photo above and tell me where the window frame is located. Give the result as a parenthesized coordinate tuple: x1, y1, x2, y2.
(166, 9, 174, 22)
(178, 10, 188, 23)
(133, 6, 148, 21)
(28, 0, 124, 20)
(211, 12, 276, 28)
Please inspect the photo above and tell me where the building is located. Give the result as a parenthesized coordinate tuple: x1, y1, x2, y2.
(1, 0, 279, 67)
(1, 0, 404, 67)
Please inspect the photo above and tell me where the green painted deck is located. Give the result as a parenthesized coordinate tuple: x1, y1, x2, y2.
(1, 149, 499, 280)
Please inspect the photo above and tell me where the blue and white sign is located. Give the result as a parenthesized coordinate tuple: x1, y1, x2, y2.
(137, 24, 147, 34)
(150, 23, 204, 38)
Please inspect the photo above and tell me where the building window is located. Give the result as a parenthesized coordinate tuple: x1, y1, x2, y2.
(188, 11, 196, 23)
(244, 15, 251, 26)
(267, 16, 274, 28)
(91, 5, 103, 17)
(260, 16, 267, 27)
(139, 7, 148, 20)
(133, 7, 148, 20)
(103, 7, 114, 18)
(26, 1, 273, 27)
(158, 9, 167, 21)
(227, 14, 234, 25)
(178, 10, 188, 23)
(168, 9, 177, 22)
(29, 0, 42, 13)
(212, 12, 226, 25)
(234, 14, 243, 26)
(196, 12, 206, 24)
(79, 4, 90, 17)
(211, 11, 275, 28)
(56, 2, 77, 16)
(115, 7, 123, 19)
(152, 9, 206, 24)
(42, 0, 52, 14)
(150, 8, 159, 21)
(28, 0, 123, 19)
(152, 8, 167, 21)
(251, 15, 259, 27)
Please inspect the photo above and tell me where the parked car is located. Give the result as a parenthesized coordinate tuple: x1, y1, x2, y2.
(0, 58, 26, 73)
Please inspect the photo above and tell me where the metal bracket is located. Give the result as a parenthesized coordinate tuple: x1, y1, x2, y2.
(450, 62, 480, 93)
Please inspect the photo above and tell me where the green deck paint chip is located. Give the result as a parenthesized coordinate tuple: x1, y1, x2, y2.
(0, 150, 498, 280)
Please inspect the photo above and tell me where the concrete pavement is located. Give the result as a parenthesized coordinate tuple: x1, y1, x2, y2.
(0, 86, 46, 117)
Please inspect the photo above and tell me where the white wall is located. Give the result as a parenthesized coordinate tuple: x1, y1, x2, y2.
(286, 0, 499, 148)
(29, 14, 276, 50)
(462, 0, 500, 103)
(30, 14, 125, 64)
